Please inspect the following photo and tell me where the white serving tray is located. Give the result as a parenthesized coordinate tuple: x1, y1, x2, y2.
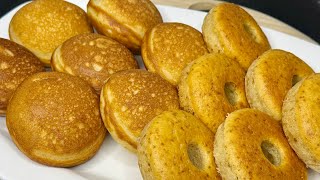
(0, 0, 319, 179)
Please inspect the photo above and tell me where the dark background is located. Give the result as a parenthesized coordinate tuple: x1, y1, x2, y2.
(1, 0, 319, 43)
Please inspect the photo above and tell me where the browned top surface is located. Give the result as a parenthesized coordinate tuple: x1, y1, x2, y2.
(145, 23, 208, 85)
(103, 69, 179, 137)
(186, 53, 248, 133)
(248, 49, 314, 120)
(293, 74, 320, 157)
(0, 38, 44, 112)
(138, 110, 220, 179)
(9, 0, 93, 63)
(89, 0, 162, 39)
(209, 3, 270, 70)
(52, 33, 138, 93)
(223, 109, 306, 179)
(6, 72, 104, 156)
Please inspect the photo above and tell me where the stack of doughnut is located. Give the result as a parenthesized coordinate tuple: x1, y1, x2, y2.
(2, 0, 320, 179)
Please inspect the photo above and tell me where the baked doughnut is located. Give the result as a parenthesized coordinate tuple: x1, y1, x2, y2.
(52, 33, 138, 94)
(246, 49, 314, 121)
(9, 0, 93, 65)
(87, 0, 162, 53)
(202, 3, 270, 70)
(6, 72, 106, 167)
(100, 69, 179, 152)
(0, 38, 44, 115)
(138, 110, 220, 179)
(282, 73, 320, 172)
(142, 22, 208, 85)
(214, 108, 307, 179)
(178, 53, 248, 133)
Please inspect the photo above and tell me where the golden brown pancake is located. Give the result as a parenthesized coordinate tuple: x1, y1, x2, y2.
(9, 0, 93, 65)
(52, 33, 138, 94)
(6, 72, 106, 167)
(100, 69, 179, 152)
(141, 23, 208, 85)
(178, 53, 248, 133)
(142, 22, 208, 85)
(214, 108, 306, 179)
(0, 38, 44, 115)
(138, 110, 221, 179)
(87, 0, 162, 53)
(202, 3, 271, 70)
(282, 74, 320, 172)
(245, 49, 314, 121)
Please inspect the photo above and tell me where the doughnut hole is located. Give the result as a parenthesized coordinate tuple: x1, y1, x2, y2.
(261, 140, 281, 166)
(224, 82, 238, 106)
(292, 75, 302, 87)
(243, 21, 260, 43)
(187, 143, 205, 169)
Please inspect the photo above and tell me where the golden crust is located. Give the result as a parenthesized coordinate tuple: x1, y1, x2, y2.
(282, 74, 320, 172)
(138, 110, 221, 179)
(100, 69, 179, 152)
(142, 23, 208, 85)
(6, 72, 106, 167)
(245, 49, 314, 121)
(87, 0, 163, 53)
(214, 108, 307, 179)
(0, 38, 44, 115)
(141, 28, 157, 73)
(178, 53, 248, 133)
(51, 33, 138, 94)
(9, 0, 93, 64)
(202, 3, 270, 70)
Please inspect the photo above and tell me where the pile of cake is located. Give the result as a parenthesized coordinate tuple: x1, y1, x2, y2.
(1, 0, 319, 179)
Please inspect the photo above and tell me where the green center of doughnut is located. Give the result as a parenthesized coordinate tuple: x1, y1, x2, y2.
(292, 75, 302, 87)
(261, 140, 281, 166)
(187, 144, 204, 169)
(224, 82, 237, 106)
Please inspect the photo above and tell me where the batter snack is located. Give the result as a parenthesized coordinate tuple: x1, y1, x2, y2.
(6, 72, 106, 167)
(0, 38, 44, 115)
(202, 3, 270, 70)
(245, 49, 314, 120)
(178, 53, 248, 133)
(214, 108, 307, 179)
(9, 0, 93, 65)
(87, 0, 163, 53)
(100, 69, 179, 152)
(52, 33, 138, 94)
(142, 22, 208, 85)
(282, 73, 320, 172)
(138, 110, 221, 179)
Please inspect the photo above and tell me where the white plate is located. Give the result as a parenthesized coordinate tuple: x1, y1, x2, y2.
(0, 0, 319, 179)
